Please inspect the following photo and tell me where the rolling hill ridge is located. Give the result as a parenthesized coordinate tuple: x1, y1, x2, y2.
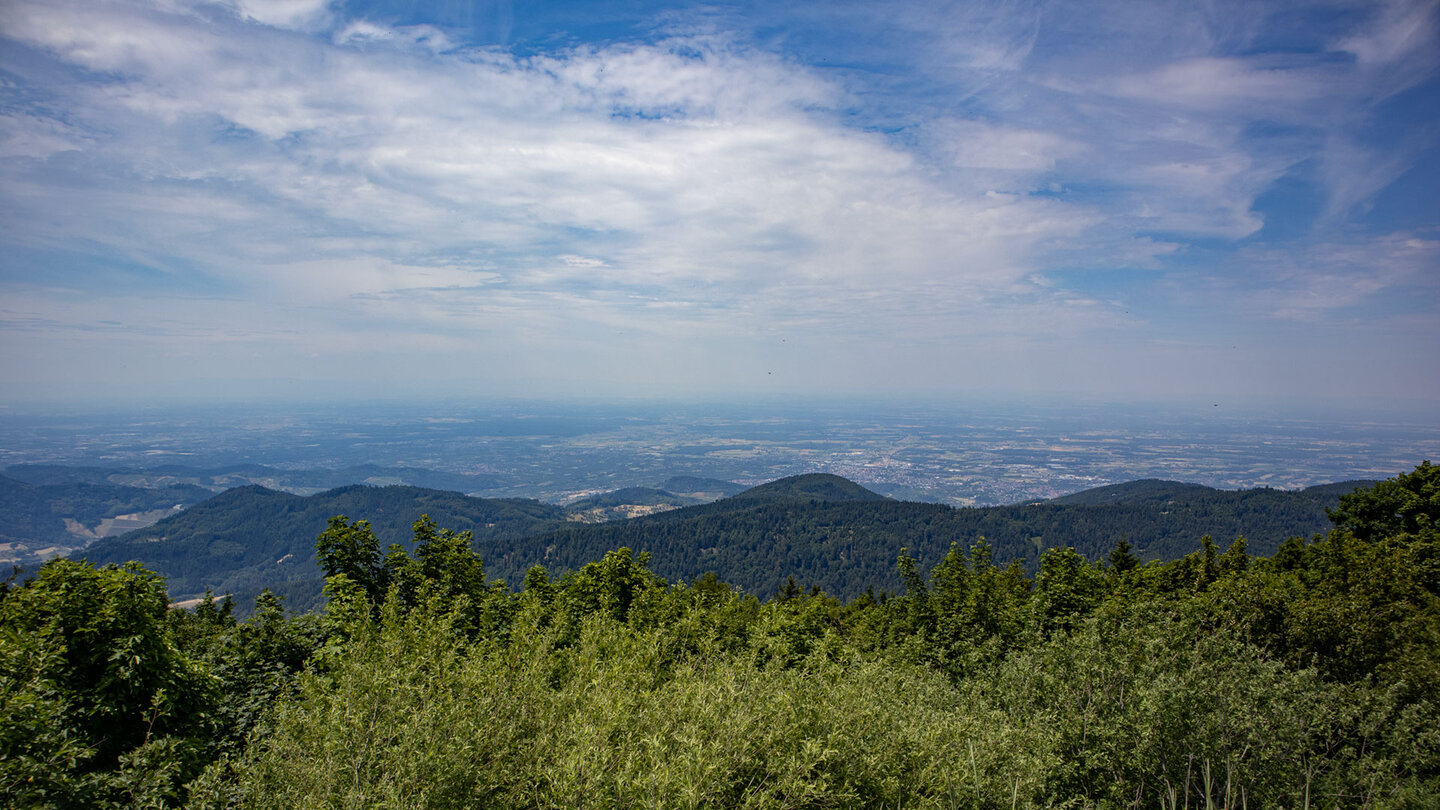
(71, 472, 1374, 609)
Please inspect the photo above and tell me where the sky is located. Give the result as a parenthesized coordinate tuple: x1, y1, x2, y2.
(1, 0, 1437, 408)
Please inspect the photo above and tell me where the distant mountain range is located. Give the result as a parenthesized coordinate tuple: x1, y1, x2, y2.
(1045, 478, 1369, 507)
(0, 466, 750, 566)
(0, 474, 212, 565)
(0, 463, 505, 567)
(3, 462, 501, 496)
(66, 472, 1374, 611)
(74, 485, 564, 608)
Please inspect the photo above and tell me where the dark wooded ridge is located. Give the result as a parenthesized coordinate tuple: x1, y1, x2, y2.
(78, 472, 1371, 609)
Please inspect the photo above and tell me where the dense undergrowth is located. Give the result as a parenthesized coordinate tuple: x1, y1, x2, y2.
(3, 463, 1437, 808)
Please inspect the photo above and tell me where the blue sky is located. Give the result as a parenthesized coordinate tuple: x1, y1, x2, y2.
(1, 0, 1437, 407)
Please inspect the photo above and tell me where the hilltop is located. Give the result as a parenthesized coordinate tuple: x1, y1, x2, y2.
(729, 473, 890, 503)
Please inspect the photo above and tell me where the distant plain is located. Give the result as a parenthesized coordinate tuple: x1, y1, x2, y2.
(3, 398, 1435, 506)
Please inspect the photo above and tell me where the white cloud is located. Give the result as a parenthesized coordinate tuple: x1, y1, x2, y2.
(0, 0, 1091, 333)
(938, 119, 1085, 172)
(230, 0, 332, 30)
(0, 111, 91, 159)
(558, 255, 608, 269)
(1316, 134, 1419, 223)
(1239, 232, 1440, 321)
(1106, 57, 1337, 112)
(0, 0, 1436, 401)
(1338, 0, 1438, 72)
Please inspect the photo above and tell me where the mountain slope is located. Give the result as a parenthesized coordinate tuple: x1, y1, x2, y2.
(78, 485, 566, 603)
(0, 474, 211, 566)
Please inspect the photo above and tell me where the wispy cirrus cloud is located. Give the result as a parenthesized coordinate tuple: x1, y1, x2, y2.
(0, 2, 1086, 318)
(1230, 233, 1440, 321)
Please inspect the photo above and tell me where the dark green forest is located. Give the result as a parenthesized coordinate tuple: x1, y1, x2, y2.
(3, 462, 1437, 808)
(516, 474, 1369, 602)
(77, 473, 1370, 611)
(0, 474, 211, 554)
(78, 485, 568, 610)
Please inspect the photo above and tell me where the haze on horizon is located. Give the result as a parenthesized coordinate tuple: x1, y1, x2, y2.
(1, 0, 1438, 408)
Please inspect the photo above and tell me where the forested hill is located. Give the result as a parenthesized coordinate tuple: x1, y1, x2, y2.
(0, 474, 211, 566)
(78, 485, 566, 605)
(657, 476, 748, 498)
(510, 475, 1370, 600)
(729, 473, 890, 502)
(1047, 478, 1373, 506)
(75, 473, 1372, 607)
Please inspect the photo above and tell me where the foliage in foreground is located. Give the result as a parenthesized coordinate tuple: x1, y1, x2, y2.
(2, 463, 1437, 808)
